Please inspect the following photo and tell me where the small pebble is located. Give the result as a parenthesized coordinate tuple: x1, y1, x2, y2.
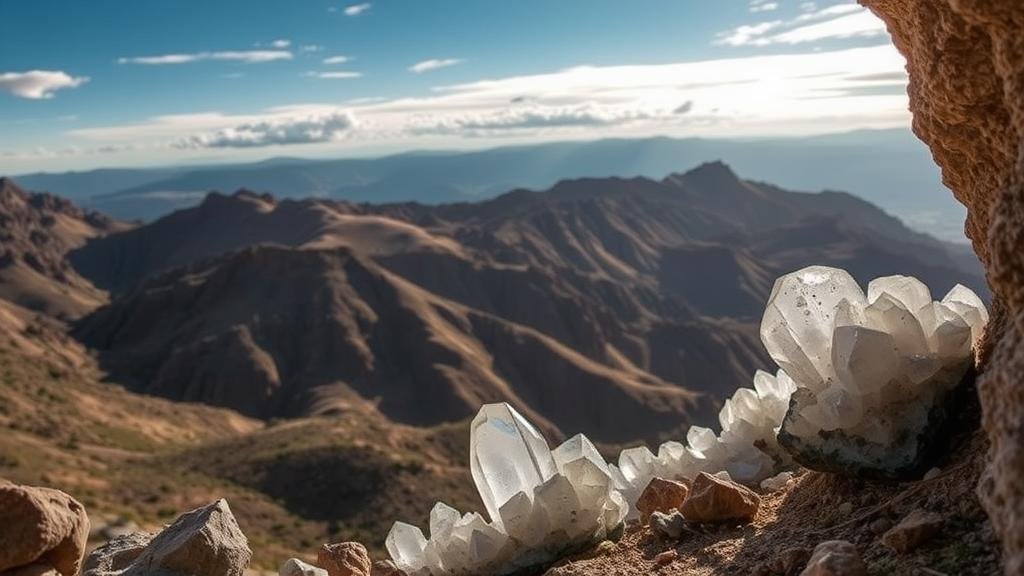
(654, 550, 677, 566)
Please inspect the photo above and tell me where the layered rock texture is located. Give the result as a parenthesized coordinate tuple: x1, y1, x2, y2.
(859, 1, 1024, 572)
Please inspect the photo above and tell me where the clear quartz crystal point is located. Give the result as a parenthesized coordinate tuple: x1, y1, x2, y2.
(942, 284, 989, 344)
(386, 522, 428, 573)
(470, 403, 556, 523)
(761, 266, 865, 390)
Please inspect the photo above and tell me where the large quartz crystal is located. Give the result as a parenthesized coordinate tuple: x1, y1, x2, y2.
(760, 267, 987, 479)
(386, 403, 626, 575)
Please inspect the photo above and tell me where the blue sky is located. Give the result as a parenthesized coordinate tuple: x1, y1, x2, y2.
(0, 0, 905, 172)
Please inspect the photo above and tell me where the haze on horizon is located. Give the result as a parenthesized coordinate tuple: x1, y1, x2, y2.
(0, 0, 908, 174)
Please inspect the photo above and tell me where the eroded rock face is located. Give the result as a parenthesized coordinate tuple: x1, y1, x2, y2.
(82, 499, 251, 576)
(0, 483, 89, 576)
(857, 1, 1024, 572)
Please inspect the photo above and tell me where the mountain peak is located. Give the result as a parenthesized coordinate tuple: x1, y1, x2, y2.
(682, 160, 740, 182)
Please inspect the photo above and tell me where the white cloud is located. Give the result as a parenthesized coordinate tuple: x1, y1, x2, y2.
(344, 3, 371, 16)
(118, 50, 293, 65)
(716, 3, 886, 46)
(0, 70, 89, 99)
(409, 58, 463, 74)
(749, 0, 779, 13)
(301, 45, 324, 53)
(306, 71, 363, 79)
(65, 46, 910, 161)
(323, 55, 351, 65)
(173, 111, 358, 149)
(270, 39, 291, 49)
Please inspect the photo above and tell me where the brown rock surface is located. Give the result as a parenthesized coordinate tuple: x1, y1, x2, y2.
(317, 542, 371, 576)
(799, 540, 867, 576)
(858, 1, 1024, 572)
(678, 472, 760, 524)
(881, 509, 944, 553)
(0, 483, 89, 576)
(636, 477, 690, 522)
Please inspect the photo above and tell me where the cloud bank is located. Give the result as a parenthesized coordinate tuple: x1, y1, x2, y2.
(716, 3, 886, 46)
(173, 111, 357, 149)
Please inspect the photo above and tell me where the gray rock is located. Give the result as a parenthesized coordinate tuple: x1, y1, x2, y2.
(799, 540, 867, 576)
(83, 499, 251, 576)
(648, 510, 686, 540)
(278, 558, 327, 576)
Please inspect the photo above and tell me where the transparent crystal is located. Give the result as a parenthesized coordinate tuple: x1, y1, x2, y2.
(470, 403, 556, 523)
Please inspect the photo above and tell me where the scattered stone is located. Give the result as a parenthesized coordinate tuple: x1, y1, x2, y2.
(0, 483, 89, 576)
(317, 542, 371, 576)
(648, 511, 686, 540)
(636, 477, 689, 522)
(770, 547, 811, 574)
(923, 467, 942, 481)
(82, 499, 251, 576)
(882, 509, 944, 553)
(799, 540, 867, 576)
(868, 518, 893, 535)
(369, 560, 406, 576)
(679, 472, 760, 524)
(837, 502, 854, 516)
(280, 558, 328, 576)
(653, 550, 676, 566)
(760, 471, 794, 492)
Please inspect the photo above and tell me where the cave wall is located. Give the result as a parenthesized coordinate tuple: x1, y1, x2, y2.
(858, 1, 1024, 573)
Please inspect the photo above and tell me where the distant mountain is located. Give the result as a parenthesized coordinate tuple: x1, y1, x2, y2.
(10, 130, 968, 242)
(62, 162, 984, 444)
(0, 178, 127, 319)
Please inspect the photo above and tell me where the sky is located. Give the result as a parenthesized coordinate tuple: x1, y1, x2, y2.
(0, 0, 907, 173)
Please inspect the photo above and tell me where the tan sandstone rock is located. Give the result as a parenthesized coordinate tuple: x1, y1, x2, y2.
(317, 542, 371, 576)
(83, 499, 251, 576)
(0, 483, 89, 576)
(799, 541, 867, 576)
(679, 472, 760, 524)
(857, 1, 1024, 573)
(636, 477, 690, 522)
(881, 509, 944, 553)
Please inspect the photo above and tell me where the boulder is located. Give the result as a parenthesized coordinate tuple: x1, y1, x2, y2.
(635, 478, 689, 522)
(0, 483, 89, 576)
(679, 472, 760, 524)
(799, 541, 866, 576)
(316, 542, 371, 576)
(279, 558, 327, 576)
(82, 499, 251, 576)
(770, 547, 811, 574)
(881, 509, 944, 553)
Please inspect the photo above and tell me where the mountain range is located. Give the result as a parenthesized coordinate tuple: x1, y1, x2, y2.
(0, 159, 984, 446)
(11, 130, 970, 243)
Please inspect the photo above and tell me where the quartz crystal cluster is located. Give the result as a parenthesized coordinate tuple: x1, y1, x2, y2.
(760, 266, 988, 479)
(609, 368, 796, 515)
(386, 403, 627, 575)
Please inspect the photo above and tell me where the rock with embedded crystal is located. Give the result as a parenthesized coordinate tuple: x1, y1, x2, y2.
(318, 542, 371, 576)
(387, 404, 625, 576)
(679, 472, 760, 524)
(636, 478, 689, 522)
(762, 268, 988, 480)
